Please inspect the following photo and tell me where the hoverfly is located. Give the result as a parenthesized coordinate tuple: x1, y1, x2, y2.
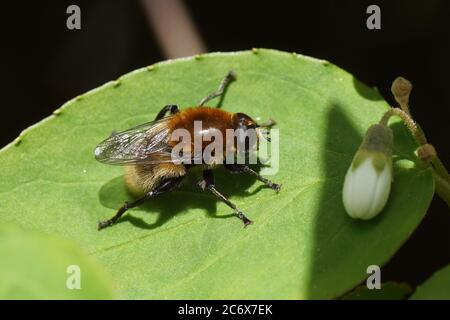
(94, 71, 280, 230)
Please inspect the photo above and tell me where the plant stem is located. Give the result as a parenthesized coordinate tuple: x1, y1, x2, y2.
(431, 156, 450, 183)
(379, 108, 427, 145)
(433, 171, 450, 208)
(380, 107, 450, 208)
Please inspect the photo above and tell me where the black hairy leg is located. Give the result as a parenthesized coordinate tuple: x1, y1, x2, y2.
(225, 164, 281, 192)
(198, 169, 252, 227)
(198, 70, 236, 107)
(98, 176, 183, 230)
(154, 104, 179, 121)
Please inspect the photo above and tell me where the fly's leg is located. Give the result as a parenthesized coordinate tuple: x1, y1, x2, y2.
(98, 176, 183, 230)
(225, 164, 281, 192)
(98, 195, 147, 230)
(154, 104, 179, 121)
(198, 70, 236, 107)
(198, 169, 252, 227)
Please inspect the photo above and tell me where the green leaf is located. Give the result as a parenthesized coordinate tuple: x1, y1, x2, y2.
(342, 282, 412, 300)
(0, 224, 114, 299)
(0, 49, 434, 299)
(411, 265, 450, 300)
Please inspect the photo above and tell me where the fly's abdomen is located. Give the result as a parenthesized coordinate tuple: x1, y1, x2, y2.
(124, 163, 187, 195)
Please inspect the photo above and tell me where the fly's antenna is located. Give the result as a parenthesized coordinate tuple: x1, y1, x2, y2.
(198, 70, 236, 107)
(258, 118, 276, 128)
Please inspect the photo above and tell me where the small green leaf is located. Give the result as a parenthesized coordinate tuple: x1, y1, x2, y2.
(411, 265, 450, 300)
(342, 282, 412, 300)
(0, 224, 113, 299)
(0, 49, 434, 299)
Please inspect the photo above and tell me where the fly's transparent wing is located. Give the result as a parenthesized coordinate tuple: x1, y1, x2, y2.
(94, 117, 174, 165)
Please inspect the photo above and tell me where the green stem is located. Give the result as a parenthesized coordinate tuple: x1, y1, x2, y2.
(380, 107, 450, 208)
(379, 108, 427, 145)
(431, 156, 450, 184)
(433, 171, 450, 208)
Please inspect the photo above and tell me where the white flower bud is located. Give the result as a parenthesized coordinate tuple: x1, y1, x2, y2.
(342, 124, 394, 220)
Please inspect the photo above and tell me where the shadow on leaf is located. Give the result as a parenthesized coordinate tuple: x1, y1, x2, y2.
(352, 76, 385, 101)
(98, 166, 263, 230)
(306, 102, 368, 298)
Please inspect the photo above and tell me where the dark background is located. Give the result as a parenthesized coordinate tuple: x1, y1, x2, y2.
(1, 0, 449, 290)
